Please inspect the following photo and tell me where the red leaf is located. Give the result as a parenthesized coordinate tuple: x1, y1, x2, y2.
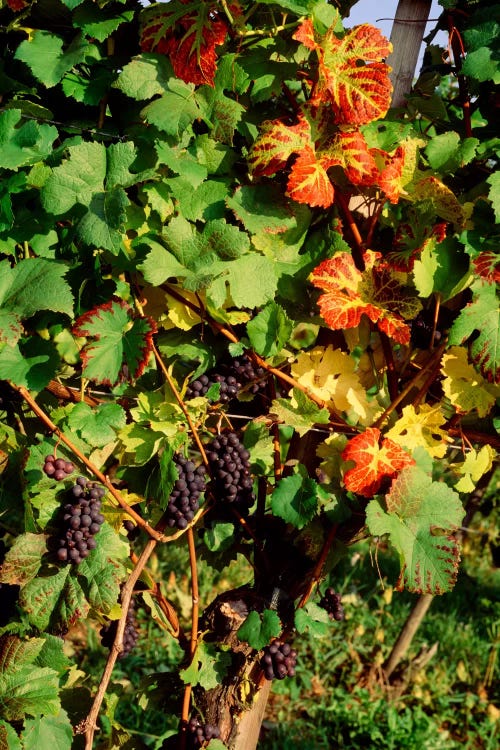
(372, 146, 406, 203)
(338, 130, 378, 186)
(342, 427, 415, 497)
(286, 148, 334, 208)
(473, 251, 500, 284)
(310, 251, 419, 344)
(140, 1, 232, 86)
(295, 22, 392, 125)
(6, 0, 28, 10)
(248, 115, 311, 177)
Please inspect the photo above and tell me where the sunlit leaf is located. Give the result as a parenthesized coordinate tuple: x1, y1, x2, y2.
(441, 346, 499, 417)
(341, 427, 414, 497)
(384, 404, 449, 459)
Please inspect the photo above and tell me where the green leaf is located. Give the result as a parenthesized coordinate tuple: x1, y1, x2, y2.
(67, 402, 126, 447)
(0, 110, 58, 171)
(21, 711, 73, 750)
(448, 280, 500, 384)
(246, 302, 293, 357)
(139, 239, 191, 286)
(0, 533, 46, 586)
(412, 238, 472, 301)
(115, 53, 173, 100)
(73, 298, 157, 386)
(425, 132, 479, 172)
(73, 5, 135, 43)
(15, 30, 100, 88)
(0, 667, 60, 721)
(62, 66, 115, 106)
(179, 642, 231, 690)
(270, 389, 330, 437)
(203, 522, 234, 553)
(487, 171, 500, 223)
(365, 466, 465, 594)
(142, 80, 203, 136)
(294, 602, 330, 637)
(271, 474, 318, 530)
(202, 220, 250, 260)
(77, 525, 128, 615)
(0, 720, 22, 750)
(19, 565, 88, 631)
(237, 609, 281, 650)
(461, 47, 500, 84)
(215, 255, 278, 309)
(0, 258, 73, 332)
(0, 339, 60, 392)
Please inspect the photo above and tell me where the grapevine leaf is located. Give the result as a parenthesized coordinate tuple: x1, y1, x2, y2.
(271, 473, 318, 529)
(487, 172, 500, 224)
(461, 47, 500, 83)
(291, 346, 382, 425)
(411, 175, 465, 227)
(19, 566, 89, 631)
(0, 533, 46, 586)
(366, 466, 465, 594)
(0, 636, 45, 672)
(66, 403, 126, 448)
(0, 720, 22, 749)
(454, 445, 496, 494)
(286, 147, 334, 208)
(246, 302, 293, 357)
(179, 641, 231, 690)
(412, 238, 471, 301)
(73, 298, 157, 386)
(139, 239, 188, 286)
(270, 389, 330, 437)
(294, 20, 392, 124)
(207, 254, 278, 309)
(73, 5, 135, 43)
(203, 523, 235, 553)
(0, 339, 60, 392)
(237, 609, 281, 650)
(248, 115, 311, 178)
(441, 346, 499, 417)
(114, 53, 173, 100)
(21, 711, 73, 750)
(448, 280, 500, 383)
(14, 30, 100, 88)
(77, 525, 128, 615)
(384, 404, 449, 459)
(0, 110, 58, 170)
(310, 251, 420, 344)
(0, 666, 60, 721)
(140, 0, 231, 86)
(425, 132, 479, 172)
(473, 251, 500, 284)
(342, 428, 415, 498)
(294, 602, 330, 637)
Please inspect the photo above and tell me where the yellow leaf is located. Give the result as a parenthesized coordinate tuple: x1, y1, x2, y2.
(454, 445, 496, 493)
(441, 346, 499, 418)
(292, 345, 382, 425)
(385, 403, 449, 458)
(166, 288, 202, 331)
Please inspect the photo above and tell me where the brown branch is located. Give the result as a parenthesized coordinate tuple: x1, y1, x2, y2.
(296, 523, 339, 611)
(335, 191, 365, 272)
(13, 384, 167, 542)
(46, 379, 101, 406)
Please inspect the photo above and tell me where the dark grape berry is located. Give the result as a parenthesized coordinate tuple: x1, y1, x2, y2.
(206, 431, 254, 511)
(123, 519, 141, 541)
(100, 596, 138, 658)
(165, 454, 207, 530)
(318, 587, 345, 621)
(51, 477, 105, 564)
(185, 355, 268, 403)
(260, 640, 297, 680)
(186, 716, 220, 749)
(43, 454, 75, 481)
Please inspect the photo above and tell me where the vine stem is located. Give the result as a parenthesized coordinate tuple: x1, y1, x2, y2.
(296, 523, 338, 611)
(80, 536, 158, 748)
(162, 284, 350, 430)
(179, 527, 199, 748)
(13, 385, 167, 542)
(334, 191, 365, 272)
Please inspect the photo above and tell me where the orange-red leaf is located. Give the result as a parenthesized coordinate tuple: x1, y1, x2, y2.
(248, 115, 311, 177)
(342, 427, 415, 497)
(140, 1, 231, 86)
(295, 22, 392, 125)
(286, 148, 334, 208)
(473, 251, 500, 284)
(338, 130, 378, 185)
(310, 250, 420, 344)
(372, 146, 406, 203)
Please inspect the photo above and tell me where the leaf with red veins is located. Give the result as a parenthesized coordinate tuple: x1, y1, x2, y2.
(310, 250, 420, 344)
(295, 21, 392, 125)
(140, 1, 232, 86)
(286, 148, 334, 208)
(342, 427, 415, 497)
(248, 115, 311, 178)
(386, 221, 447, 272)
(338, 130, 378, 185)
(372, 146, 406, 203)
(473, 251, 500, 284)
(73, 298, 157, 386)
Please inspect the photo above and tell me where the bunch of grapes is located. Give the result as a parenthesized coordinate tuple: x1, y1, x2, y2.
(53, 477, 105, 564)
(185, 355, 268, 403)
(260, 640, 297, 680)
(186, 716, 220, 749)
(206, 431, 254, 510)
(165, 454, 207, 530)
(43, 455, 75, 481)
(100, 596, 138, 658)
(318, 587, 345, 621)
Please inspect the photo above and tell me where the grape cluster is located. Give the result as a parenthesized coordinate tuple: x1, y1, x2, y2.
(186, 355, 268, 403)
(165, 454, 207, 530)
(100, 597, 138, 658)
(186, 717, 220, 749)
(53, 477, 105, 564)
(260, 640, 297, 680)
(43, 455, 75, 481)
(319, 587, 345, 621)
(123, 519, 141, 541)
(206, 431, 254, 510)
